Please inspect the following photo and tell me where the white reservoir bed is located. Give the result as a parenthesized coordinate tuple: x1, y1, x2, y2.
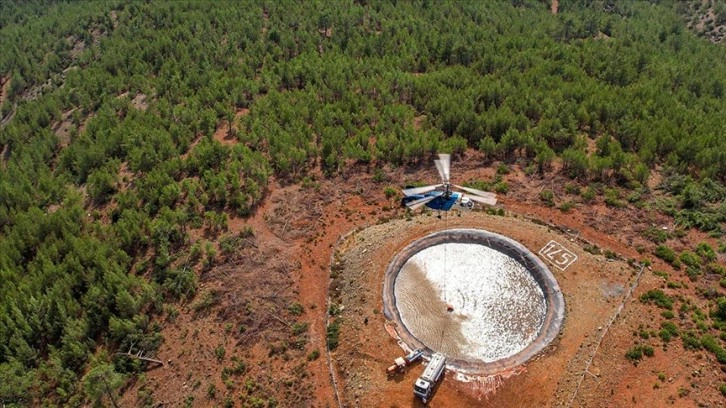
(394, 243, 546, 362)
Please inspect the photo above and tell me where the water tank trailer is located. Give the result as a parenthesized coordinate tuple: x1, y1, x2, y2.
(413, 353, 446, 404)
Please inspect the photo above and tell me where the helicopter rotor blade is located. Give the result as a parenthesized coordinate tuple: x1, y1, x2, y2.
(406, 195, 437, 210)
(467, 194, 498, 206)
(453, 184, 497, 199)
(434, 160, 446, 184)
(402, 184, 443, 196)
(436, 154, 450, 184)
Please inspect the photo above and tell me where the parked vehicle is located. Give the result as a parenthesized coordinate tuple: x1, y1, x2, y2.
(413, 353, 446, 404)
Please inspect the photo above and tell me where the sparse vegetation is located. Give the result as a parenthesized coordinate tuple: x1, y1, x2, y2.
(539, 189, 555, 207)
(383, 186, 398, 199)
(291, 322, 309, 336)
(640, 290, 674, 310)
(327, 319, 341, 351)
(642, 226, 670, 244)
(654, 245, 678, 265)
(700, 335, 726, 364)
(625, 344, 654, 362)
(558, 201, 575, 213)
(583, 244, 602, 255)
(288, 303, 305, 316)
(659, 321, 679, 342)
(215, 345, 226, 363)
(307, 350, 320, 362)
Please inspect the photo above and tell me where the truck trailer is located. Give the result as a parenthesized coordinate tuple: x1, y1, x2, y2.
(413, 353, 446, 404)
(386, 348, 424, 377)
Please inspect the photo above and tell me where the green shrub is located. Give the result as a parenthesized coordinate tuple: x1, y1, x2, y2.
(654, 245, 677, 264)
(564, 183, 580, 195)
(701, 335, 726, 363)
(163, 267, 198, 300)
(219, 234, 241, 255)
(291, 322, 308, 336)
(679, 251, 701, 269)
(558, 201, 575, 212)
(638, 325, 650, 340)
(662, 321, 678, 335)
(683, 266, 700, 281)
(539, 189, 555, 207)
(238, 226, 255, 238)
(695, 242, 716, 261)
(494, 182, 509, 194)
(496, 163, 510, 175)
(581, 186, 596, 202)
(604, 249, 617, 260)
(626, 344, 654, 362)
(640, 289, 674, 310)
(301, 176, 320, 189)
(604, 188, 624, 208)
(714, 297, 726, 322)
(229, 357, 246, 375)
(659, 321, 678, 342)
(327, 318, 341, 350)
(682, 331, 701, 350)
(214, 345, 226, 362)
(287, 302, 304, 316)
(383, 186, 397, 199)
(625, 346, 643, 361)
(642, 226, 669, 244)
(627, 190, 643, 203)
(191, 290, 220, 313)
(706, 263, 726, 276)
(328, 302, 341, 316)
(584, 245, 601, 255)
(307, 349, 320, 361)
(372, 168, 387, 183)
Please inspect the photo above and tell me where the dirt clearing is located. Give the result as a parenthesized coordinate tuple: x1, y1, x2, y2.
(330, 211, 640, 407)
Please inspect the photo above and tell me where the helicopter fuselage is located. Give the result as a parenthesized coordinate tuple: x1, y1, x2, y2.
(401, 190, 473, 211)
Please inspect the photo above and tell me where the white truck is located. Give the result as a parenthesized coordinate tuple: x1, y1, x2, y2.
(413, 353, 446, 404)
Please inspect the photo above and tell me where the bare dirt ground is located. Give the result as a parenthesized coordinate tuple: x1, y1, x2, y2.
(0, 75, 9, 109)
(119, 151, 724, 407)
(332, 211, 630, 408)
(682, 1, 725, 43)
(0, 75, 14, 127)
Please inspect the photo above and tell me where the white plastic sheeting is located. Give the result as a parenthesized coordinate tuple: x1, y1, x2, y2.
(394, 243, 546, 362)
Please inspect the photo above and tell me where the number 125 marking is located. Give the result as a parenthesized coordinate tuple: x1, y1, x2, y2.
(539, 240, 577, 271)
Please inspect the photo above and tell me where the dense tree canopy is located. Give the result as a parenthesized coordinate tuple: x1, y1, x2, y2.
(0, 0, 725, 405)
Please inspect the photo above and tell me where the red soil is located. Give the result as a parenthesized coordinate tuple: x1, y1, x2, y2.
(119, 153, 725, 407)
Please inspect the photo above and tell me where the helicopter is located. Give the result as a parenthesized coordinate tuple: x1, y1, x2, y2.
(401, 154, 497, 211)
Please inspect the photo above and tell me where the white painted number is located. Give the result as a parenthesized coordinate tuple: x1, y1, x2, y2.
(539, 240, 578, 271)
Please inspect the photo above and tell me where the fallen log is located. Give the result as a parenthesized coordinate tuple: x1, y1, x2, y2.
(116, 351, 164, 366)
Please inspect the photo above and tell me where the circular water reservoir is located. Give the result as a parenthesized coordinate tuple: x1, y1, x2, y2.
(383, 229, 565, 374)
